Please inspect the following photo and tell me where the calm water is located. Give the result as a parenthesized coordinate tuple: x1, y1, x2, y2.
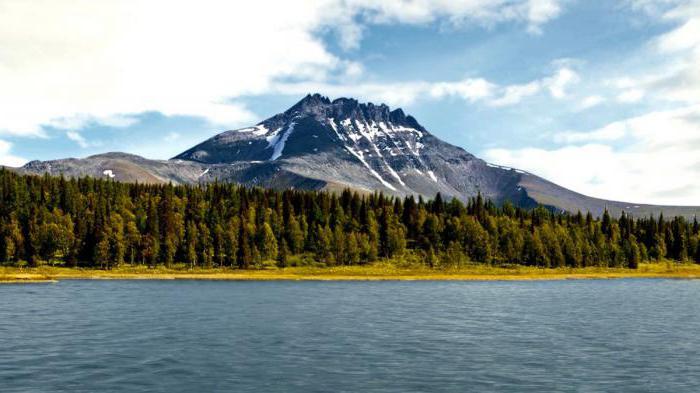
(2, 279, 700, 392)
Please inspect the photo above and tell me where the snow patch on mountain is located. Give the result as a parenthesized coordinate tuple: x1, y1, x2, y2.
(265, 127, 283, 148)
(345, 146, 396, 191)
(487, 162, 527, 174)
(252, 125, 269, 136)
(385, 162, 406, 186)
(427, 170, 438, 182)
(234, 124, 269, 136)
(270, 123, 295, 161)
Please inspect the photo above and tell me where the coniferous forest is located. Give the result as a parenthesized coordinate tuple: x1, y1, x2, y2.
(1, 169, 699, 269)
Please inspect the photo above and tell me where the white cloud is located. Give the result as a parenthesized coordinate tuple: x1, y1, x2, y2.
(544, 67, 580, 98)
(0, 0, 566, 138)
(526, 0, 562, 33)
(480, 2, 700, 206)
(656, 4, 700, 53)
(489, 81, 542, 107)
(553, 122, 627, 144)
(650, 5, 700, 103)
(577, 95, 605, 111)
(488, 65, 579, 106)
(617, 89, 646, 103)
(332, 0, 563, 47)
(0, 1, 342, 136)
(66, 131, 89, 148)
(484, 105, 700, 205)
(581, 2, 700, 115)
(272, 64, 577, 108)
(625, 0, 684, 15)
(607, 2, 700, 107)
(50, 114, 141, 131)
(0, 140, 27, 168)
(429, 79, 497, 102)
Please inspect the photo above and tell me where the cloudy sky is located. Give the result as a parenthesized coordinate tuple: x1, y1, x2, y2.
(1, 0, 699, 205)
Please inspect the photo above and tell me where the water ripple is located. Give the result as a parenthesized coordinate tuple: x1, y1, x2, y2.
(1, 279, 700, 392)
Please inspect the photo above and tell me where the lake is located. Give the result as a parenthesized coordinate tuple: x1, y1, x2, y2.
(1, 279, 700, 392)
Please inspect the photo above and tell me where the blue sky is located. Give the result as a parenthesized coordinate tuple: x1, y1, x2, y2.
(1, 0, 699, 205)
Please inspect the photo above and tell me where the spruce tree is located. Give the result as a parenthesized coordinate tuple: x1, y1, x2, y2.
(258, 223, 278, 262)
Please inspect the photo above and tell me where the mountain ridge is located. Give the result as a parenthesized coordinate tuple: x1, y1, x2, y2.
(16, 94, 700, 219)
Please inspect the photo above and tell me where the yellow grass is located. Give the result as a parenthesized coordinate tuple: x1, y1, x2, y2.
(2, 262, 700, 282)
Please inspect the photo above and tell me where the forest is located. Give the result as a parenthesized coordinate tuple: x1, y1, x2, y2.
(0, 169, 699, 269)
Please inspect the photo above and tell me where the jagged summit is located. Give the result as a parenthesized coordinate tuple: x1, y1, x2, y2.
(171, 93, 484, 196)
(281, 93, 425, 132)
(285, 93, 331, 114)
(174, 94, 438, 174)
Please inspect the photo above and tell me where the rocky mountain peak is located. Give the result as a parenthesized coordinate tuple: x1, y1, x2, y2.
(285, 93, 332, 115)
(281, 93, 425, 131)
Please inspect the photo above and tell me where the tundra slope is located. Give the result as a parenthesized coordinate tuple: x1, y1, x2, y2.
(19, 94, 700, 218)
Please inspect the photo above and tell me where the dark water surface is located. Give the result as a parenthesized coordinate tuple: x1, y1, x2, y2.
(2, 279, 700, 392)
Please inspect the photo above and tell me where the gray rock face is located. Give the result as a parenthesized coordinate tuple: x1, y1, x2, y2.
(18, 94, 700, 218)
(174, 94, 519, 203)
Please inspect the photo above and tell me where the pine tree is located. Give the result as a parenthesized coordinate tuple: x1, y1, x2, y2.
(651, 234, 667, 261)
(258, 222, 278, 262)
(94, 233, 111, 269)
(624, 236, 641, 269)
(213, 223, 225, 267)
(198, 222, 212, 268)
(110, 213, 125, 267)
(601, 209, 612, 238)
(285, 215, 304, 254)
(386, 217, 406, 258)
(125, 220, 140, 265)
(314, 224, 333, 264)
(345, 233, 360, 265)
(237, 220, 252, 269)
(144, 199, 160, 266)
(461, 216, 491, 263)
(277, 238, 289, 267)
(224, 217, 239, 267)
(0, 214, 23, 262)
(163, 236, 176, 268)
(186, 221, 198, 268)
(364, 211, 379, 262)
(331, 225, 346, 265)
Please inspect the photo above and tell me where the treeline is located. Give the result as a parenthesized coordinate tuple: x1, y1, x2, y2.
(0, 169, 699, 269)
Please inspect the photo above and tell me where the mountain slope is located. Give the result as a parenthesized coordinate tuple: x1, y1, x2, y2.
(175, 94, 534, 205)
(18, 94, 700, 218)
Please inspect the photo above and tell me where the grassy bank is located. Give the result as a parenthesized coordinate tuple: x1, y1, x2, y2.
(2, 262, 700, 283)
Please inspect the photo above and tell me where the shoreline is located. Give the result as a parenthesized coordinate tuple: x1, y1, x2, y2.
(2, 263, 700, 283)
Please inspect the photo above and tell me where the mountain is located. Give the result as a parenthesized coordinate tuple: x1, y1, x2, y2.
(18, 94, 700, 218)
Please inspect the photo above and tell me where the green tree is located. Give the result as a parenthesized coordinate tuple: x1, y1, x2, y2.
(345, 232, 361, 265)
(224, 217, 239, 267)
(94, 233, 111, 269)
(277, 238, 289, 267)
(314, 224, 333, 263)
(258, 223, 278, 262)
(0, 214, 24, 262)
